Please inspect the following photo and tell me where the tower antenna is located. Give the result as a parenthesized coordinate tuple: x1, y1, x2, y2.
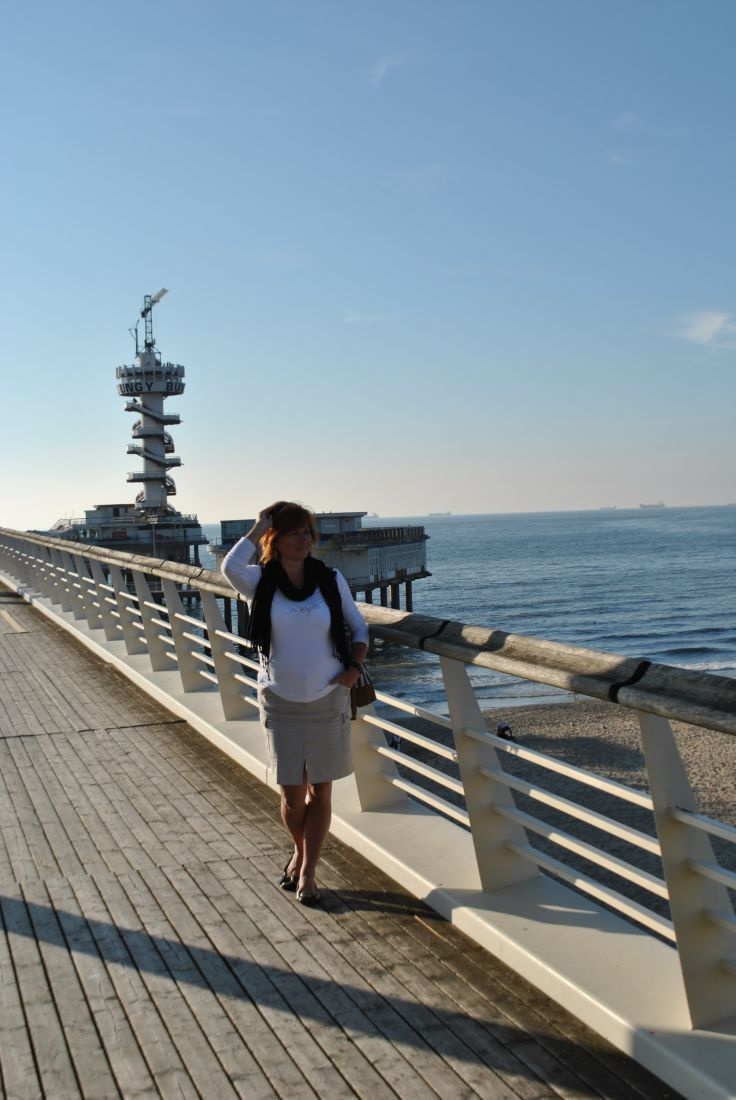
(140, 287, 168, 351)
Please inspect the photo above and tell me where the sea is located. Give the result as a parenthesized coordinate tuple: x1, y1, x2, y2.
(201, 505, 736, 713)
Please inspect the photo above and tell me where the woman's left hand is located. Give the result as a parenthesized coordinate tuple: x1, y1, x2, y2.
(331, 667, 361, 689)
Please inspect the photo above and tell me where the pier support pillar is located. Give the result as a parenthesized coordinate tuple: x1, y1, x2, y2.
(364, 589, 373, 604)
(405, 580, 413, 611)
(390, 584, 400, 609)
(380, 587, 388, 607)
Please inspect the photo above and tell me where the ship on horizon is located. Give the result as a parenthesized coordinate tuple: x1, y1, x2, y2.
(639, 502, 666, 509)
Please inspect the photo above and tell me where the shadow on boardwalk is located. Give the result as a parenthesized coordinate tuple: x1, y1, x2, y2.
(1, 882, 681, 1100)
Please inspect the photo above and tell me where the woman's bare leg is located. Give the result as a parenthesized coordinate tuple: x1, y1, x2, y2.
(280, 782, 309, 877)
(299, 781, 332, 895)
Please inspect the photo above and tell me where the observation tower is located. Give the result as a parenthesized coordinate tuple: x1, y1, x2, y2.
(116, 288, 184, 514)
(36, 291, 205, 566)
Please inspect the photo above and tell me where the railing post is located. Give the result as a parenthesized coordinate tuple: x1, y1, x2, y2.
(441, 656, 536, 891)
(109, 564, 148, 655)
(23, 546, 44, 593)
(29, 546, 54, 598)
(59, 551, 86, 620)
(131, 571, 177, 670)
(161, 578, 206, 691)
(199, 591, 254, 718)
(87, 560, 119, 641)
(638, 711, 736, 1028)
(351, 704, 407, 811)
(0, 541, 19, 584)
(44, 548, 69, 608)
(50, 548, 81, 616)
(72, 554, 102, 630)
(0, 539, 24, 586)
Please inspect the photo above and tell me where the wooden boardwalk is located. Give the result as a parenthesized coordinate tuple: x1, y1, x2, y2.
(0, 587, 682, 1100)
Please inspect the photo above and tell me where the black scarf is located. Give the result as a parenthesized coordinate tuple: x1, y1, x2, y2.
(247, 556, 352, 666)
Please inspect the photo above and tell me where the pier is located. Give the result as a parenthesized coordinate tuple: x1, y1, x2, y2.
(2, 527, 735, 1098)
(0, 590, 673, 1098)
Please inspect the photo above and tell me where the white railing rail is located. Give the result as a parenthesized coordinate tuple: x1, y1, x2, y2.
(1, 526, 735, 1051)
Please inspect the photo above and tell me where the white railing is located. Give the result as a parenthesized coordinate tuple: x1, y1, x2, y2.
(1, 526, 735, 1099)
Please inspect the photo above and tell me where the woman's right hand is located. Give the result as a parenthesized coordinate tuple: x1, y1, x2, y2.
(258, 501, 285, 527)
(246, 502, 284, 545)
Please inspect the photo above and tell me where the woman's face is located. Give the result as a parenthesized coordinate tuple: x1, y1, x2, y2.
(276, 525, 314, 561)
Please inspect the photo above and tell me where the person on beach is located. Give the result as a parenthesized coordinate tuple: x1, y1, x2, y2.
(221, 501, 368, 906)
(496, 721, 514, 742)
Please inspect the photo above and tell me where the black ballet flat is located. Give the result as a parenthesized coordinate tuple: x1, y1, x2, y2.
(278, 861, 298, 891)
(296, 887, 321, 906)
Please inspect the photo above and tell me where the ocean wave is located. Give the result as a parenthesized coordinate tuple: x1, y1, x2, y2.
(659, 646, 719, 657)
(674, 660, 736, 674)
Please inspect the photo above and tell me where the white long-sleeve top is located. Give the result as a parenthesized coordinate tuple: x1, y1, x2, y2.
(221, 538, 369, 702)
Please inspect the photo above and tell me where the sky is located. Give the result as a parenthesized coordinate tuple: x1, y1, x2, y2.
(2, 0, 735, 528)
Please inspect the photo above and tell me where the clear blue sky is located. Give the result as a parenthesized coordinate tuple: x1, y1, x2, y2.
(3, 1, 735, 528)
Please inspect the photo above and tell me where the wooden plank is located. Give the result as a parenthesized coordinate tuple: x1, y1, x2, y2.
(22, 879, 120, 1099)
(46, 876, 157, 1099)
(0, 888, 42, 1100)
(165, 859, 386, 1099)
(121, 864, 296, 1099)
(98, 869, 240, 1098)
(68, 871, 199, 1100)
(177, 860, 490, 1100)
(0, 888, 79, 1098)
(0, 742, 62, 882)
(323, 844, 682, 1099)
(0, 609, 26, 633)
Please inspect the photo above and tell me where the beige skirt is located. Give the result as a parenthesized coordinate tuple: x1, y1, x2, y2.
(258, 684, 353, 786)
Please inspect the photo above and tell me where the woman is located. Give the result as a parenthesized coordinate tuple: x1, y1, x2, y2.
(221, 501, 368, 906)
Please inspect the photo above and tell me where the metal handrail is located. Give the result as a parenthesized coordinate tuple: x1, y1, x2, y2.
(3, 525, 733, 735)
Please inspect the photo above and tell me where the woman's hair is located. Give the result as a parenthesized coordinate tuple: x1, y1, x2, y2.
(260, 501, 318, 563)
